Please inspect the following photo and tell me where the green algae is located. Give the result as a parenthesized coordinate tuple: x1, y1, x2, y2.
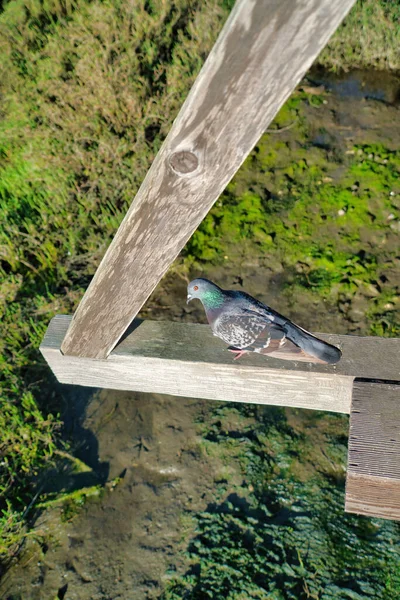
(185, 98, 400, 336)
(162, 405, 400, 600)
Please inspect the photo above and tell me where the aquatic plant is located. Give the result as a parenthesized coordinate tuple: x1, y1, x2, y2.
(162, 405, 400, 599)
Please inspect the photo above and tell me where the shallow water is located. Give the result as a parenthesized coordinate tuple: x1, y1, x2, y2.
(309, 67, 400, 105)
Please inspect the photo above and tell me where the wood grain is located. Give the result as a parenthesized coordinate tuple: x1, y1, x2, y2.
(45, 315, 354, 412)
(50, 314, 400, 379)
(346, 474, 400, 521)
(60, 0, 356, 359)
(345, 381, 400, 520)
(43, 313, 400, 415)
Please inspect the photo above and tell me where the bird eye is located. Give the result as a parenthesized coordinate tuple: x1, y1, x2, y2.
(193, 285, 199, 291)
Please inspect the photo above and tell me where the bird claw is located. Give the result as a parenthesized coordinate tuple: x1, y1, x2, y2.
(228, 348, 246, 361)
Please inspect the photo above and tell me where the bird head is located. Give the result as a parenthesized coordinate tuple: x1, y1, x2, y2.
(187, 278, 224, 308)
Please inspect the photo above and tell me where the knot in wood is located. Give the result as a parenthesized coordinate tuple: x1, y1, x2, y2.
(169, 150, 199, 175)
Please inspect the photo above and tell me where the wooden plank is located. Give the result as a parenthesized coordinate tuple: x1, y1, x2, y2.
(55, 314, 400, 379)
(60, 0, 356, 359)
(346, 381, 400, 520)
(44, 314, 400, 415)
(43, 316, 353, 413)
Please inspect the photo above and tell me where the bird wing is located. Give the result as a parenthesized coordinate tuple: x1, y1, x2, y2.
(243, 322, 286, 352)
(244, 324, 327, 362)
(214, 309, 296, 356)
(239, 307, 341, 364)
(213, 312, 268, 348)
(214, 300, 341, 364)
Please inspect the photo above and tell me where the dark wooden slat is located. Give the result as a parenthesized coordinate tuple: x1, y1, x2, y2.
(60, 0, 356, 359)
(345, 381, 400, 520)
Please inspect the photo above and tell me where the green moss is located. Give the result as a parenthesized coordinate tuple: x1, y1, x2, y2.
(39, 486, 102, 522)
(186, 119, 400, 330)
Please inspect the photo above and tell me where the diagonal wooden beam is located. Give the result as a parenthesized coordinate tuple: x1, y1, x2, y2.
(61, 0, 356, 359)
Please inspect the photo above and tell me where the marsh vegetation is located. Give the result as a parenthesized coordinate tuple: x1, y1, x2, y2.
(0, 0, 399, 596)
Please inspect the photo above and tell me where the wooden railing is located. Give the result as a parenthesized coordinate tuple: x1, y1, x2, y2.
(40, 0, 400, 521)
(41, 316, 400, 520)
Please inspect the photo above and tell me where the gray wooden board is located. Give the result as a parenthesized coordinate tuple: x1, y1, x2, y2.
(43, 315, 399, 414)
(60, 0, 356, 359)
(346, 381, 400, 520)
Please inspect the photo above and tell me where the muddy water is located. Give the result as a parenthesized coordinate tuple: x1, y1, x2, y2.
(2, 391, 220, 599)
(309, 67, 400, 106)
(1, 70, 400, 599)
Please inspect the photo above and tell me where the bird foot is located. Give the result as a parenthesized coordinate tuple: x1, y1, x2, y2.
(228, 348, 247, 361)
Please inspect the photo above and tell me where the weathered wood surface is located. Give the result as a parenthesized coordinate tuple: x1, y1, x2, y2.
(346, 381, 400, 520)
(44, 316, 353, 413)
(45, 315, 397, 414)
(60, 0, 356, 359)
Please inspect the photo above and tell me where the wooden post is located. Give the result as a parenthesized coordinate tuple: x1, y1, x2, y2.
(60, 0, 356, 359)
(345, 381, 400, 521)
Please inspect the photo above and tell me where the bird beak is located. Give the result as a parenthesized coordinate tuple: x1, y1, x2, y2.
(187, 294, 193, 304)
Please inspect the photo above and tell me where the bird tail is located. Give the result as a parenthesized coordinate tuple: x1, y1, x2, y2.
(284, 321, 341, 364)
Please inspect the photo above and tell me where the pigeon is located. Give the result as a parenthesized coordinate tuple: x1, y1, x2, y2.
(187, 278, 341, 364)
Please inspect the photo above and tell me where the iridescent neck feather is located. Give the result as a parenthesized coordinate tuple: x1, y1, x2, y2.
(202, 288, 224, 310)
